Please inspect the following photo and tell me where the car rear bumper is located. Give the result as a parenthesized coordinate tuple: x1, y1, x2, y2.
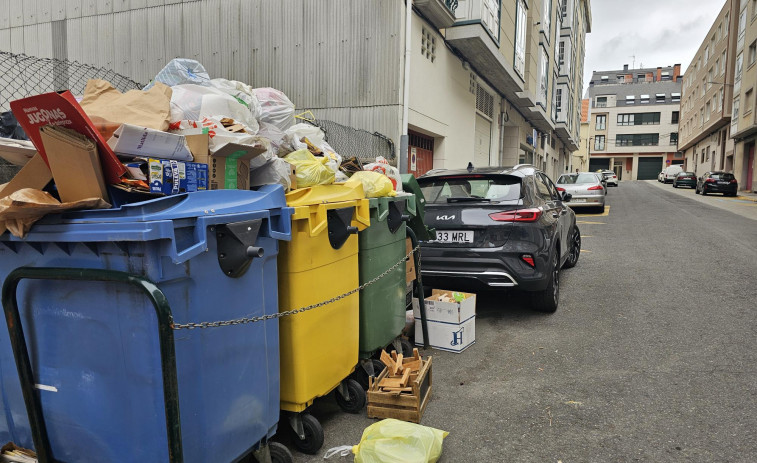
(566, 195, 605, 208)
(674, 180, 696, 187)
(419, 243, 551, 292)
(702, 184, 737, 194)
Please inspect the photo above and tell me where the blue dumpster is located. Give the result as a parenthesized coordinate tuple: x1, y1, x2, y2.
(0, 185, 292, 463)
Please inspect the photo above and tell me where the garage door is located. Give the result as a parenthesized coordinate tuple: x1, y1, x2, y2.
(589, 159, 610, 171)
(474, 114, 492, 167)
(637, 157, 663, 180)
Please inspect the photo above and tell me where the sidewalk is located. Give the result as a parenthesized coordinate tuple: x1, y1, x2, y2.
(736, 190, 757, 202)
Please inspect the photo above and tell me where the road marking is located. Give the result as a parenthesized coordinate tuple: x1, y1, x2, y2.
(580, 235, 593, 237)
(577, 221, 605, 225)
(576, 206, 610, 217)
(580, 249, 592, 253)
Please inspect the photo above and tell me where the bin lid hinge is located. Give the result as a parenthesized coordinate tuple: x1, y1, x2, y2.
(327, 207, 358, 249)
(215, 219, 265, 278)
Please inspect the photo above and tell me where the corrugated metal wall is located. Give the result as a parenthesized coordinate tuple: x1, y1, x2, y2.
(0, 0, 404, 140)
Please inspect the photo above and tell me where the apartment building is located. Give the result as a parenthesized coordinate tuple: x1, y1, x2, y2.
(679, 1, 738, 177)
(586, 64, 683, 180)
(0, 0, 591, 181)
(731, 0, 757, 192)
(575, 98, 591, 171)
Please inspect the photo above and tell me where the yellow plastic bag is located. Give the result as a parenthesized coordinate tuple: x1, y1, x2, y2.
(345, 171, 397, 198)
(351, 419, 448, 463)
(283, 149, 335, 188)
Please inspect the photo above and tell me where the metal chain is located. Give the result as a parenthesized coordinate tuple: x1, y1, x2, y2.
(171, 245, 420, 330)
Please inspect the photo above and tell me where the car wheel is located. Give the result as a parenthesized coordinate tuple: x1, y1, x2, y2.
(531, 249, 559, 313)
(673, 183, 678, 188)
(563, 226, 580, 269)
(701, 188, 707, 196)
(695, 187, 700, 194)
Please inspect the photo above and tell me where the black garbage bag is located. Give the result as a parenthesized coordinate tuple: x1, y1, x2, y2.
(0, 111, 28, 140)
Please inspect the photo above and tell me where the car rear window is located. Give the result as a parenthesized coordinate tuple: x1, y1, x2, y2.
(418, 176, 521, 203)
(711, 173, 735, 180)
(557, 173, 599, 184)
(678, 172, 694, 177)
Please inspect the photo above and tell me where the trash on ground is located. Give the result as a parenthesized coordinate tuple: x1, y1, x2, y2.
(414, 290, 476, 353)
(366, 349, 432, 423)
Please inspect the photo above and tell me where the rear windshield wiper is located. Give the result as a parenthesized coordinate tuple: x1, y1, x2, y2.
(446, 196, 491, 203)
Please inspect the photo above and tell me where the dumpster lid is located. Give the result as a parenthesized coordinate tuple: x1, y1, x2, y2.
(46, 184, 288, 224)
(285, 182, 365, 207)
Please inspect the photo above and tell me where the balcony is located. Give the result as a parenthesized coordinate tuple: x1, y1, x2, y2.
(414, 0, 458, 29)
(446, 1, 528, 106)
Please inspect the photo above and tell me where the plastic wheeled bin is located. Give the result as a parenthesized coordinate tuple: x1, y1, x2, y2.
(277, 183, 370, 454)
(0, 186, 293, 463)
(353, 194, 416, 385)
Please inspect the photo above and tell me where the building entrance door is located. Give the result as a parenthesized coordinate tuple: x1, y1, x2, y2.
(613, 163, 623, 181)
(747, 144, 755, 192)
(408, 131, 434, 177)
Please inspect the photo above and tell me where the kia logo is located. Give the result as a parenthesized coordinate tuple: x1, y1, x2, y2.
(436, 215, 455, 220)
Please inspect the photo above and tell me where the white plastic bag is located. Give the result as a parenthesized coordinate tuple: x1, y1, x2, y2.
(364, 156, 402, 192)
(257, 121, 286, 156)
(282, 123, 326, 153)
(250, 157, 293, 190)
(143, 58, 211, 90)
(169, 84, 259, 134)
(253, 87, 295, 131)
(209, 78, 263, 122)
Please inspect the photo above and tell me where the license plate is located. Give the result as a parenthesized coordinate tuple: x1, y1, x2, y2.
(571, 198, 587, 203)
(435, 230, 473, 243)
(718, 181, 728, 185)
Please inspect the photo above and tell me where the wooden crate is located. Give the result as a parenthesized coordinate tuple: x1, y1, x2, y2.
(366, 356, 432, 423)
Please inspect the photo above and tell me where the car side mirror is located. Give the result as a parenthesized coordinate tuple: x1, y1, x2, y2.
(560, 191, 572, 202)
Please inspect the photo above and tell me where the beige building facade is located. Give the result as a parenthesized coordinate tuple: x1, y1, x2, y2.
(587, 65, 683, 180)
(679, 1, 738, 177)
(731, 0, 757, 192)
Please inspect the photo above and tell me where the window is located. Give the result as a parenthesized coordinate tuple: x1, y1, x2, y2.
(596, 96, 607, 107)
(617, 75, 625, 83)
(542, 0, 552, 38)
(705, 101, 711, 121)
(722, 51, 727, 75)
(556, 88, 563, 109)
(617, 112, 660, 125)
(732, 97, 740, 132)
(626, 95, 635, 105)
(661, 71, 671, 81)
(736, 53, 743, 84)
(672, 92, 681, 103)
(739, 10, 746, 50)
(725, 13, 729, 35)
(561, 0, 568, 17)
(641, 94, 650, 104)
(700, 108, 705, 126)
(718, 23, 722, 41)
(656, 93, 666, 103)
(719, 88, 724, 112)
(708, 68, 714, 89)
(672, 111, 679, 124)
(514, 0, 527, 76)
(702, 78, 706, 97)
(538, 46, 549, 107)
(638, 74, 646, 82)
(670, 132, 678, 145)
(594, 135, 605, 150)
(746, 89, 754, 115)
(421, 28, 436, 62)
(715, 59, 720, 76)
(595, 115, 606, 130)
(616, 134, 659, 146)
(749, 41, 757, 66)
(704, 45, 710, 62)
(558, 41, 565, 65)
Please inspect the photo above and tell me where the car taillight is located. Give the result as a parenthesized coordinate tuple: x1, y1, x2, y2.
(557, 187, 566, 192)
(521, 254, 535, 267)
(730, 179, 737, 184)
(705, 178, 716, 183)
(587, 185, 604, 190)
(489, 208, 543, 222)
(612, 175, 617, 179)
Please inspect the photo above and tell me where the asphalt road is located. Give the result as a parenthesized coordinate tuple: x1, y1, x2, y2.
(289, 181, 757, 463)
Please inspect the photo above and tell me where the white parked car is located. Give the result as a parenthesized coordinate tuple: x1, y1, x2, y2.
(597, 169, 619, 187)
(662, 165, 684, 183)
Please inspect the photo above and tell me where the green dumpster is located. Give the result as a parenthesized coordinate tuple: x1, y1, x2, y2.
(358, 194, 416, 358)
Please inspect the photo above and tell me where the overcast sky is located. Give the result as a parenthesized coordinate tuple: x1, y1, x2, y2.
(583, 0, 728, 92)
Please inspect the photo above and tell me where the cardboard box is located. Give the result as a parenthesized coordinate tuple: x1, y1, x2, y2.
(187, 134, 266, 190)
(0, 138, 37, 166)
(413, 290, 476, 353)
(148, 159, 208, 195)
(107, 123, 193, 161)
(0, 153, 53, 200)
(406, 237, 416, 284)
(39, 125, 109, 203)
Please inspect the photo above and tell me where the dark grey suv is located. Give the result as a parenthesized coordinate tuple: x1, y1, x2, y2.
(416, 165, 581, 312)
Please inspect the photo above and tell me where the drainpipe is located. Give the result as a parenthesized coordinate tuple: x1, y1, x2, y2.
(399, 0, 413, 174)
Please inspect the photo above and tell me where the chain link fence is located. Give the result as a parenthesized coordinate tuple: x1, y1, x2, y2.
(306, 119, 395, 166)
(0, 51, 144, 183)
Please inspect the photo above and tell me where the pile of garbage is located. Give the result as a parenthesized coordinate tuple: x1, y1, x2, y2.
(0, 58, 402, 237)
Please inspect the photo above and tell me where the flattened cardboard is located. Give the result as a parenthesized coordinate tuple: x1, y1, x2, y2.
(193, 141, 266, 190)
(0, 153, 53, 200)
(0, 138, 37, 166)
(107, 123, 193, 161)
(39, 125, 109, 203)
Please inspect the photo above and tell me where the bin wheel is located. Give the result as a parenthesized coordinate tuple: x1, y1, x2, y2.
(270, 442, 293, 463)
(399, 337, 414, 357)
(335, 378, 366, 413)
(291, 414, 324, 455)
(355, 359, 386, 389)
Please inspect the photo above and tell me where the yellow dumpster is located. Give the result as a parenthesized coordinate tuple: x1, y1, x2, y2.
(278, 183, 370, 455)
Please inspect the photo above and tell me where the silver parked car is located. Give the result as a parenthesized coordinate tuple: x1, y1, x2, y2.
(556, 172, 606, 213)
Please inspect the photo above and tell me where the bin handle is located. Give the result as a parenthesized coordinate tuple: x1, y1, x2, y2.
(376, 199, 390, 223)
(1, 268, 184, 463)
(292, 201, 370, 238)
